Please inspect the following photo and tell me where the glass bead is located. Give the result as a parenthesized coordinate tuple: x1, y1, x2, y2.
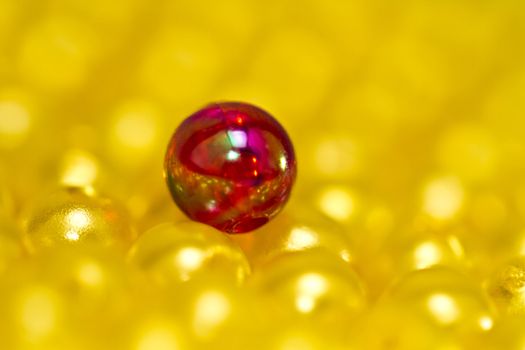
(231, 204, 354, 269)
(384, 266, 494, 335)
(128, 221, 250, 286)
(349, 303, 457, 350)
(0, 247, 140, 349)
(486, 256, 525, 315)
(249, 250, 366, 329)
(164, 102, 297, 233)
(23, 187, 136, 253)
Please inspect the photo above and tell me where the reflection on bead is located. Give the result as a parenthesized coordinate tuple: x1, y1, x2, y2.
(250, 251, 366, 326)
(165, 102, 296, 233)
(0, 247, 140, 349)
(349, 303, 456, 350)
(128, 222, 250, 286)
(106, 99, 168, 170)
(0, 88, 35, 150)
(486, 257, 525, 316)
(59, 149, 100, 188)
(422, 176, 465, 221)
(24, 187, 136, 253)
(384, 267, 493, 334)
(232, 205, 354, 269)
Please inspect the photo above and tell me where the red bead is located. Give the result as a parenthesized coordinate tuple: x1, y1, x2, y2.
(164, 102, 297, 233)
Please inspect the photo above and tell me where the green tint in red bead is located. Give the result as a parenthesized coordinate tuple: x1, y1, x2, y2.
(164, 102, 297, 233)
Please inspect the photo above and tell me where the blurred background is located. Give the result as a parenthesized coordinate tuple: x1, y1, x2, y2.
(2, 0, 525, 348)
(2, 0, 525, 274)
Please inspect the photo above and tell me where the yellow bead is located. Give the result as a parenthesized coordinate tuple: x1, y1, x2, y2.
(357, 230, 467, 300)
(232, 205, 354, 269)
(486, 257, 525, 316)
(128, 222, 250, 286)
(104, 99, 169, 171)
(349, 303, 458, 350)
(23, 187, 136, 253)
(384, 267, 494, 335)
(250, 250, 366, 330)
(0, 87, 37, 151)
(0, 247, 140, 349)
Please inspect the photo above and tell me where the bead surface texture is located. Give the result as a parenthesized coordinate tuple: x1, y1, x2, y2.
(165, 102, 297, 233)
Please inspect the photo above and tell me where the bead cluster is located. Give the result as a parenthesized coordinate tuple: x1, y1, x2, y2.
(1, 0, 525, 349)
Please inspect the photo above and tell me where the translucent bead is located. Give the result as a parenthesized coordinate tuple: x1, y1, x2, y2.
(384, 267, 494, 335)
(486, 257, 525, 315)
(250, 250, 366, 331)
(349, 303, 458, 350)
(128, 221, 250, 286)
(231, 205, 354, 269)
(0, 247, 140, 349)
(23, 187, 136, 253)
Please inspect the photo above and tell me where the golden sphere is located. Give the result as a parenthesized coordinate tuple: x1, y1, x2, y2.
(250, 250, 366, 331)
(231, 205, 354, 269)
(23, 187, 136, 253)
(486, 256, 525, 316)
(128, 221, 250, 286)
(384, 267, 494, 335)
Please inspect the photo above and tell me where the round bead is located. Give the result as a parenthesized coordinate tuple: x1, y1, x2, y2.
(128, 221, 250, 286)
(384, 267, 494, 335)
(23, 187, 136, 253)
(486, 257, 525, 315)
(164, 102, 297, 233)
(249, 250, 366, 328)
(231, 205, 354, 269)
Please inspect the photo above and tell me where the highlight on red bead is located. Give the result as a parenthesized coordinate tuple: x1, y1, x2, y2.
(164, 102, 297, 233)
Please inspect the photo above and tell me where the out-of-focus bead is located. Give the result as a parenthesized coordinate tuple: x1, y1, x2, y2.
(0, 88, 35, 150)
(250, 251, 366, 328)
(348, 303, 457, 350)
(0, 247, 140, 349)
(486, 257, 525, 316)
(384, 267, 494, 335)
(164, 102, 296, 233)
(128, 222, 250, 286)
(23, 187, 136, 253)
(231, 205, 354, 269)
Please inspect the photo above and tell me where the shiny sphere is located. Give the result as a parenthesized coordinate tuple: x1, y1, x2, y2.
(384, 267, 494, 335)
(231, 205, 354, 269)
(250, 250, 366, 328)
(23, 187, 136, 253)
(128, 221, 250, 286)
(164, 102, 297, 234)
(0, 247, 140, 350)
(486, 256, 525, 315)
